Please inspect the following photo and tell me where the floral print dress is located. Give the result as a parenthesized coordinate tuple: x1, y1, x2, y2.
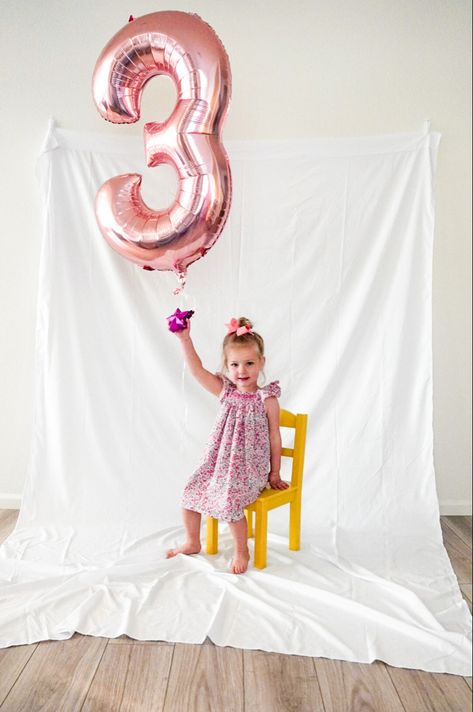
(180, 374, 281, 522)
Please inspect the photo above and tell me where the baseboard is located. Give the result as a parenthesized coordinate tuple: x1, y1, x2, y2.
(0, 494, 471, 515)
(439, 500, 472, 516)
(0, 494, 22, 509)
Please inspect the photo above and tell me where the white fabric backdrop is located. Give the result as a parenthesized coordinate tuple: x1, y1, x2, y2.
(0, 122, 470, 675)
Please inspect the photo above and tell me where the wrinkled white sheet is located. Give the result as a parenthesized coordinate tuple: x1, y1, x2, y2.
(0, 122, 470, 675)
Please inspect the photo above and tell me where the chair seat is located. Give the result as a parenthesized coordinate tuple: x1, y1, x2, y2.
(244, 484, 297, 512)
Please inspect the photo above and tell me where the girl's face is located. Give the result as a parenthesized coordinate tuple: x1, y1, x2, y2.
(225, 345, 265, 392)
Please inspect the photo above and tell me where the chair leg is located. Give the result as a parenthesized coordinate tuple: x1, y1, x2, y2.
(254, 504, 268, 569)
(289, 497, 301, 551)
(206, 516, 218, 554)
(245, 509, 254, 538)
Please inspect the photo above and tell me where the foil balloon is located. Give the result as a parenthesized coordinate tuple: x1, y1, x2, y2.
(92, 11, 232, 292)
(166, 308, 194, 332)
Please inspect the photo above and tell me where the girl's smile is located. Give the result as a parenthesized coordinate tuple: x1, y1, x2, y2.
(226, 345, 265, 393)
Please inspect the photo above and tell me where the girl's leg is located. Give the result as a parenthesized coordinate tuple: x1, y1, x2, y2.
(166, 508, 202, 558)
(228, 516, 250, 574)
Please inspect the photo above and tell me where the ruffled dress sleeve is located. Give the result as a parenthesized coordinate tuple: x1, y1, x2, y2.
(260, 380, 281, 401)
(215, 372, 236, 401)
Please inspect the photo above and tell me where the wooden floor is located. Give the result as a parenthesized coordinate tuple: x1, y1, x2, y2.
(0, 510, 470, 712)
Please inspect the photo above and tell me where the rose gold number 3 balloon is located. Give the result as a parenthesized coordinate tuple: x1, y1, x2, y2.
(92, 11, 232, 291)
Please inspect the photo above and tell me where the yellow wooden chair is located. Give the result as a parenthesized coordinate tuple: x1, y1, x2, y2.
(206, 408, 308, 569)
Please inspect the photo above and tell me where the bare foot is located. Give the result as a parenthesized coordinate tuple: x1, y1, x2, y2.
(166, 541, 201, 558)
(229, 548, 250, 574)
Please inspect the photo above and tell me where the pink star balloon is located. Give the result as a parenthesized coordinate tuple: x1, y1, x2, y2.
(166, 308, 194, 332)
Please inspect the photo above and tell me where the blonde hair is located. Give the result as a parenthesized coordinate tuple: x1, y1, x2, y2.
(222, 317, 265, 359)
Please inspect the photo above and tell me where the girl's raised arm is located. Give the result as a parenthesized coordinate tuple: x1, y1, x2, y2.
(174, 324, 222, 396)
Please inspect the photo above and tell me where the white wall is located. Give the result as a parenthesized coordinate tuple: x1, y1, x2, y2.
(0, 0, 471, 513)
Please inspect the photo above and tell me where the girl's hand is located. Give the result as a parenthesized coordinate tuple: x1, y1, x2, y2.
(174, 322, 191, 341)
(268, 471, 289, 490)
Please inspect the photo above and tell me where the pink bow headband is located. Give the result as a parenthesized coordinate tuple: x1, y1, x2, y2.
(225, 318, 253, 336)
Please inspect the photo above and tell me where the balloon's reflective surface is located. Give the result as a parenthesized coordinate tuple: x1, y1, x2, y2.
(92, 11, 232, 287)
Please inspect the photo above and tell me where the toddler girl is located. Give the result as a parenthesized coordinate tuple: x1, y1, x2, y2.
(166, 316, 289, 574)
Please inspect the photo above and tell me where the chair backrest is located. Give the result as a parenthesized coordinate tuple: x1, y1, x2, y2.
(279, 409, 308, 489)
